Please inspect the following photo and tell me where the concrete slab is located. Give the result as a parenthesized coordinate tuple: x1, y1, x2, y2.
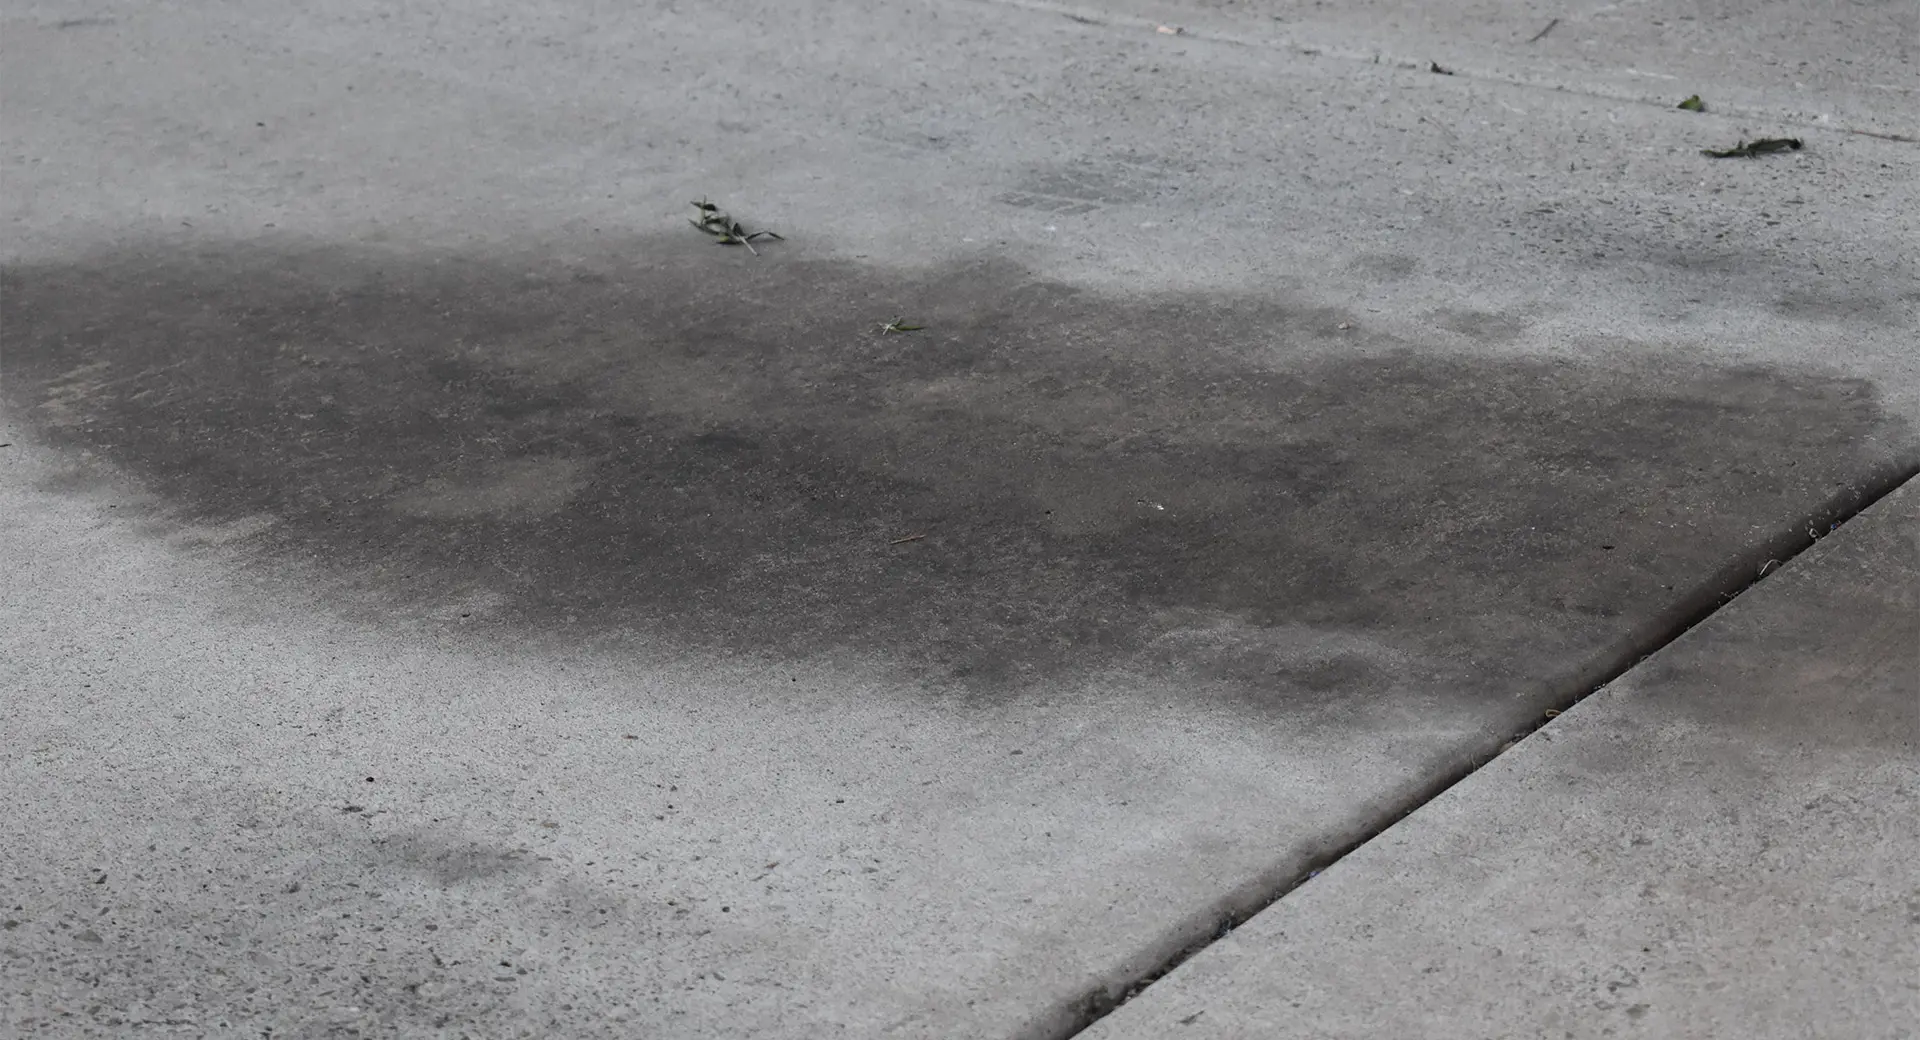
(1086, 478, 1919, 1039)
(2, 2, 1916, 1038)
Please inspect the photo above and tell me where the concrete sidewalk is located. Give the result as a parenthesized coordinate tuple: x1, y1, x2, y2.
(1089, 477, 1918, 1040)
(2, 2, 1915, 1038)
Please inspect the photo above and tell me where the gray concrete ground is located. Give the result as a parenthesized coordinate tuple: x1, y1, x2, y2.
(1089, 478, 1919, 1040)
(1, 1, 1915, 1038)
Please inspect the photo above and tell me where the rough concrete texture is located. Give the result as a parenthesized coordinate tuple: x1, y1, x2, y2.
(1078, 0, 1919, 140)
(1, 1, 1916, 1037)
(1087, 478, 1919, 1040)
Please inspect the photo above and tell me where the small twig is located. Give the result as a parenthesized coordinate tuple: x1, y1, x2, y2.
(1840, 127, 1917, 143)
(1418, 110, 1462, 147)
(889, 533, 926, 545)
(1527, 17, 1559, 43)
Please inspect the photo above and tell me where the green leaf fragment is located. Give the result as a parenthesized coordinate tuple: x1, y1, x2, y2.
(1677, 94, 1705, 112)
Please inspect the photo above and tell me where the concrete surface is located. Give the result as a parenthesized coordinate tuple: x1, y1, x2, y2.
(2, 1, 1916, 1037)
(1078, 0, 1919, 140)
(1087, 477, 1919, 1040)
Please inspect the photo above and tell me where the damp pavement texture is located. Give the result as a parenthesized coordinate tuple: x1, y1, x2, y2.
(1088, 479, 1920, 1040)
(0, 1, 1916, 1037)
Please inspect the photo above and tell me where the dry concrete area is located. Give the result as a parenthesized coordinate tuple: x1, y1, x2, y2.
(2, 1, 1915, 1038)
(1089, 479, 1919, 1040)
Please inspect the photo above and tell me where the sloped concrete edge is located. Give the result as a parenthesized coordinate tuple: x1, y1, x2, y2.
(1085, 477, 1919, 1040)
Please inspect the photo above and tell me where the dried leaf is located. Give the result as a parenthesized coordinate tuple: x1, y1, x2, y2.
(1702, 137, 1803, 158)
(687, 200, 782, 254)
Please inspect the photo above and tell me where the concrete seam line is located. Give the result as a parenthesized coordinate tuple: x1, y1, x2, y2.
(1036, 457, 1920, 1040)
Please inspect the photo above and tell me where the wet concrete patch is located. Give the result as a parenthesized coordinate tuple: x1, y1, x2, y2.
(2, 237, 1907, 702)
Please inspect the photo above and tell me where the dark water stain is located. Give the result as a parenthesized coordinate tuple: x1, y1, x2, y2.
(1345, 253, 1418, 283)
(1771, 290, 1909, 325)
(2, 236, 1907, 704)
(1523, 205, 1918, 331)
(371, 830, 536, 887)
(1432, 308, 1530, 344)
(48, 16, 118, 30)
